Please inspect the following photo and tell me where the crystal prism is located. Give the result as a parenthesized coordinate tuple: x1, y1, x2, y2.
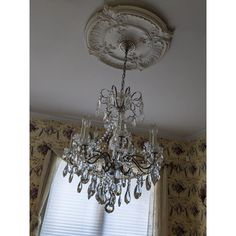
(115, 183, 122, 196)
(118, 195, 121, 207)
(77, 181, 83, 193)
(110, 194, 116, 205)
(134, 184, 142, 199)
(122, 178, 126, 187)
(151, 167, 160, 185)
(95, 193, 100, 203)
(87, 181, 96, 199)
(124, 186, 131, 204)
(146, 175, 151, 191)
(98, 186, 106, 204)
(63, 164, 68, 177)
(140, 176, 144, 187)
(81, 169, 89, 184)
(105, 190, 111, 200)
(69, 172, 74, 183)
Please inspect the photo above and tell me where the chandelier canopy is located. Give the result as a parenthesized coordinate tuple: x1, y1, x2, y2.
(62, 5, 171, 213)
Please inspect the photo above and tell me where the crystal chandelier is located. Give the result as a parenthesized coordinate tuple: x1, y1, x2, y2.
(62, 41, 164, 213)
(61, 5, 171, 213)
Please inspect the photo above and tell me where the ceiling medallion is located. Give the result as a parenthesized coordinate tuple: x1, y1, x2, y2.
(85, 5, 172, 70)
(62, 5, 172, 213)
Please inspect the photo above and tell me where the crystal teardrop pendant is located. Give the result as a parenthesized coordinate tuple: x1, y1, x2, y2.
(134, 184, 142, 199)
(124, 183, 131, 204)
(76, 161, 83, 177)
(146, 175, 151, 191)
(88, 181, 96, 199)
(63, 164, 68, 177)
(140, 176, 144, 187)
(151, 167, 160, 185)
(69, 172, 74, 183)
(95, 193, 100, 203)
(118, 195, 121, 207)
(105, 190, 111, 200)
(81, 169, 89, 184)
(110, 194, 116, 205)
(98, 186, 106, 204)
(122, 178, 126, 187)
(77, 181, 83, 193)
(92, 174, 97, 182)
(115, 183, 122, 196)
(77, 169, 82, 177)
(81, 176, 89, 184)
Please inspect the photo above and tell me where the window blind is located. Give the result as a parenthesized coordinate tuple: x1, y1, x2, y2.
(40, 161, 152, 236)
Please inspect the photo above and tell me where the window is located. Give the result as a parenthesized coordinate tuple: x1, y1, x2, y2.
(40, 161, 153, 236)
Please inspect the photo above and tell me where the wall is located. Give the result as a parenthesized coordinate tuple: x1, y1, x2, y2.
(30, 119, 206, 236)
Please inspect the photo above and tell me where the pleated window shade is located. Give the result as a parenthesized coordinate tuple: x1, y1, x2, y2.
(40, 161, 152, 236)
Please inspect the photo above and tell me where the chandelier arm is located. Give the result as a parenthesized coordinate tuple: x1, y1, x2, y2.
(114, 96, 120, 109)
(85, 150, 110, 161)
(130, 154, 155, 170)
(120, 166, 132, 176)
(111, 85, 118, 94)
(122, 153, 153, 173)
(83, 152, 112, 172)
(125, 86, 131, 94)
(131, 158, 151, 174)
(85, 155, 101, 164)
(131, 91, 142, 101)
(132, 160, 153, 171)
(110, 85, 120, 109)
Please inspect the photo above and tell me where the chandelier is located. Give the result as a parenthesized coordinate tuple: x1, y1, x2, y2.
(61, 5, 171, 213)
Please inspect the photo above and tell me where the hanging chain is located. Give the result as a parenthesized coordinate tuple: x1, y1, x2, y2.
(121, 45, 129, 93)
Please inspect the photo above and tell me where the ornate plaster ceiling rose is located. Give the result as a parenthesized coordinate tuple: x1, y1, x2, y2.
(85, 5, 172, 70)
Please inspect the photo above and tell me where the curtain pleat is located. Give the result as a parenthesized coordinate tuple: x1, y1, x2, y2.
(30, 148, 61, 236)
(147, 166, 168, 236)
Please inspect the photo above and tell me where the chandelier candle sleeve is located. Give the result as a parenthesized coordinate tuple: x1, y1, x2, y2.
(61, 41, 164, 213)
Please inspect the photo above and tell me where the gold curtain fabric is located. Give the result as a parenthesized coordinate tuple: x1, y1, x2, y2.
(30, 119, 206, 236)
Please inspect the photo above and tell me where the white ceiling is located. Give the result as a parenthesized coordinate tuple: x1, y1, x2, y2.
(30, 0, 206, 139)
